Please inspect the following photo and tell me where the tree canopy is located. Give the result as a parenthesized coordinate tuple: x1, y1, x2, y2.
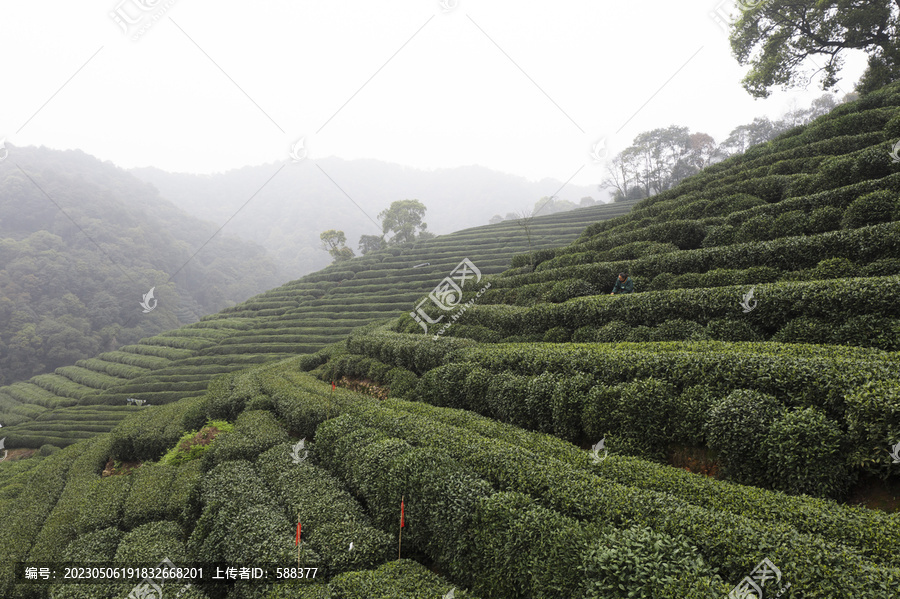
(378, 200, 428, 245)
(730, 1, 900, 97)
(320, 229, 355, 262)
(0, 146, 281, 387)
(358, 234, 387, 255)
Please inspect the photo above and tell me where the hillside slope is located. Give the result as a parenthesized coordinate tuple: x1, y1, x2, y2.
(0, 146, 281, 387)
(3, 84, 900, 597)
(0, 200, 637, 447)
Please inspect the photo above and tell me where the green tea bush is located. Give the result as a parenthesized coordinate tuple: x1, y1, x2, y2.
(579, 525, 724, 599)
(187, 460, 312, 568)
(51, 527, 126, 599)
(314, 419, 492, 583)
(551, 372, 595, 442)
(862, 257, 900, 277)
(445, 324, 503, 343)
(414, 362, 475, 410)
(700, 223, 736, 247)
(813, 256, 857, 279)
(594, 320, 631, 342)
(75, 475, 132, 535)
(651, 319, 705, 342)
(486, 371, 533, 429)
(698, 268, 737, 288)
(326, 396, 899, 595)
(772, 209, 808, 238)
(543, 279, 596, 303)
(255, 444, 368, 537)
(328, 559, 477, 599)
(702, 193, 767, 217)
(39, 444, 60, 456)
(763, 407, 852, 499)
(110, 398, 205, 462)
(523, 372, 559, 434)
(771, 316, 833, 344)
(817, 155, 858, 190)
(707, 389, 785, 487)
(807, 205, 843, 234)
(842, 190, 897, 229)
(571, 325, 599, 342)
(735, 214, 775, 243)
(853, 146, 894, 181)
(704, 318, 763, 342)
(835, 315, 900, 351)
(160, 419, 233, 466)
(114, 520, 186, 565)
(844, 379, 900, 479)
(614, 378, 679, 459)
(386, 367, 418, 399)
(582, 383, 624, 442)
(542, 326, 571, 343)
(470, 491, 597, 599)
(122, 463, 176, 529)
(306, 520, 393, 576)
(62, 526, 123, 561)
(369, 394, 898, 567)
(626, 325, 654, 342)
(649, 271, 677, 290)
(200, 410, 288, 470)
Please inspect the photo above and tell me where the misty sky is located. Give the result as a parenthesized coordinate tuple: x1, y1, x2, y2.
(2, 0, 868, 189)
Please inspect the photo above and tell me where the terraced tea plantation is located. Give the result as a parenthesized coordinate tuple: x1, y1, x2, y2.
(0, 200, 636, 449)
(3, 83, 900, 597)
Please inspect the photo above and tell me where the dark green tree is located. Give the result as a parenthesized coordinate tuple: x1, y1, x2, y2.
(378, 200, 428, 245)
(730, 1, 900, 97)
(358, 234, 387, 255)
(320, 229, 354, 263)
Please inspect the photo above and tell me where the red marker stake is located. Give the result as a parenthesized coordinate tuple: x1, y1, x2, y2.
(296, 521, 301, 567)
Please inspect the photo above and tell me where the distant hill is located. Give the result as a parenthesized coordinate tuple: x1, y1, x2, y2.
(4, 83, 900, 599)
(0, 146, 282, 387)
(131, 158, 602, 280)
(0, 199, 637, 441)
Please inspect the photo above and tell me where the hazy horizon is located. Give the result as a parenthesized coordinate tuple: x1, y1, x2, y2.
(1, 0, 868, 189)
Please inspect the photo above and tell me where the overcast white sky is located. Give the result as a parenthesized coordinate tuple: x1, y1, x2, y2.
(1, 0, 868, 189)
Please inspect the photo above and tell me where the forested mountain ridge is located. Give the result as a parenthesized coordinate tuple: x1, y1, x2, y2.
(0, 146, 281, 387)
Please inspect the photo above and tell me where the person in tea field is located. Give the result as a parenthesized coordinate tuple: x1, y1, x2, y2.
(610, 272, 634, 295)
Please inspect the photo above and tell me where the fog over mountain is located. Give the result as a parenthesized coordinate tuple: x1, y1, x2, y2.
(131, 158, 602, 279)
